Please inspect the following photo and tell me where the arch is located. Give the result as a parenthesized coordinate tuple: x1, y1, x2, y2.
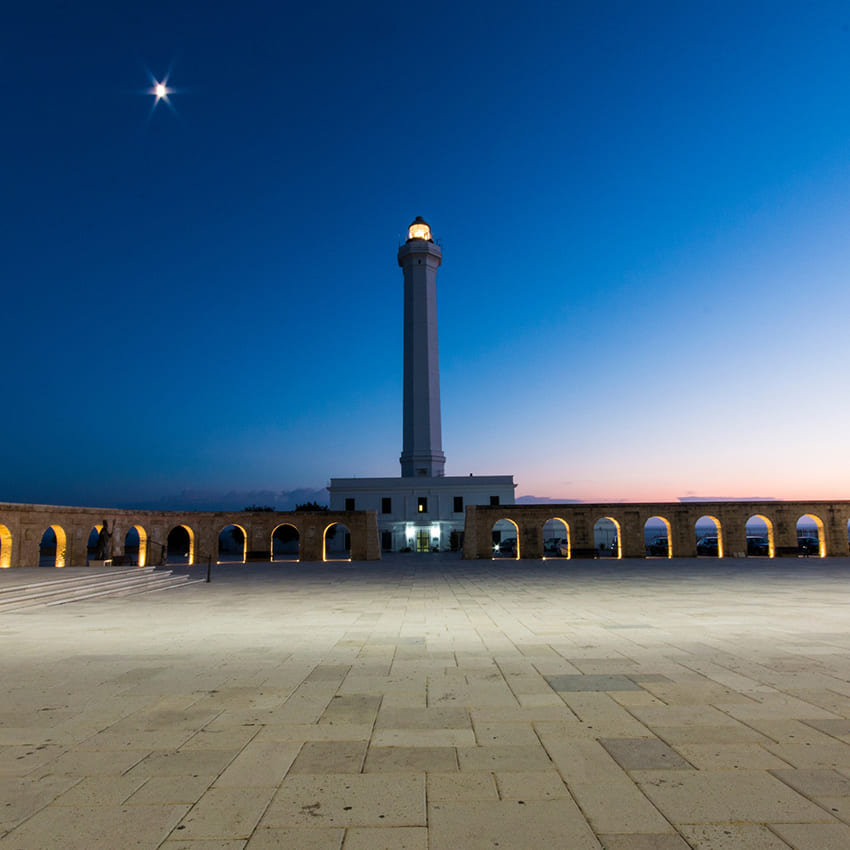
(86, 525, 102, 564)
(745, 514, 774, 558)
(491, 518, 520, 559)
(124, 525, 148, 567)
(644, 516, 672, 558)
(218, 524, 247, 563)
(695, 515, 723, 558)
(166, 524, 195, 565)
(271, 523, 300, 562)
(542, 517, 570, 558)
(796, 514, 825, 558)
(0, 524, 11, 568)
(323, 522, 351, 561)
(593, 517, 621, 558)
(39, 525, 67, 568)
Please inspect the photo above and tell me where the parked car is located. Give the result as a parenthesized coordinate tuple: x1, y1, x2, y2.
(646, 536, 669, 556)
(696, 536, 719, 556)
(497, 538, 517, 555)
(747, 536, 769, 556)
(556, 539, 569, 557)
(798, 536, 820, 556)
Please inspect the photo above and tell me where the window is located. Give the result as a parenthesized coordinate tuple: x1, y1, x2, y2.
(490, 496, 500, 506)
(345, 498, 355, 511)
(418, 497, 428, 513)
(453, 496, 463, 513)
(382, 497, 392, 514)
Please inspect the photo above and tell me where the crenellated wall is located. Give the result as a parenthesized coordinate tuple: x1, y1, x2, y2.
(0, 503, 381, 567)
(462, 501, 850, 560)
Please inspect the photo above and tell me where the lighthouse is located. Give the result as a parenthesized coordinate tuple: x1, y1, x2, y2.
(398, 216, 446, 478)
(328, 217, 515, 553)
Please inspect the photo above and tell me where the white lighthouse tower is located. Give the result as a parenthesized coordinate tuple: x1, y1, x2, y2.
(399, 216, 446, 478)
(328, 217, 515, 552)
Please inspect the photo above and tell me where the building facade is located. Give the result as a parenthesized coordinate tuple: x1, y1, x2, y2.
(329, 475, 516, 552)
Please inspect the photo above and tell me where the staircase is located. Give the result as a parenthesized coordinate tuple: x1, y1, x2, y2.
(0, 566, 202, 612)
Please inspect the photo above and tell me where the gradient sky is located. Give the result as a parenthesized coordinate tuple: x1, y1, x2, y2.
(4, 1, 849, 510)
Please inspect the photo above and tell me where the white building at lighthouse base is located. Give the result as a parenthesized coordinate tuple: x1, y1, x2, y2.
(328, 475, 515, 552)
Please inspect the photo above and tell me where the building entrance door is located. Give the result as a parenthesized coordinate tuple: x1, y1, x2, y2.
(416, 530, 430, 553)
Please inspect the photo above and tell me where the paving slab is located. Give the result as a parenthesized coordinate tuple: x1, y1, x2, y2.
(493, 769, 569, 800)
(342, 826, 428, 849)
(634, 768, 833, 823)
(770, 822, 850, 849)
(428, 799, 600, 850)
(261, 774, 425, 828)
(0, 775, 79, 834)
(288, 741, 367, 775)
(598, 737, 694, 771)
(4, 556, 850, 848)
(678, 823, 791, 849)
(765, 741, 850, 769)
(125, 774, 217, 805)
(457, 743, 554, 772)
(546, 674, 644, 692)
(770, 767, 850, 797)
(245, 827, 343, 849)
(595, 834, 691, 850)
(0, 803, 189, 849)
(426, 771, 498, 801)
(363, 746, 458, 773)
(172, 787, 276, 840)
(569, 781, 674, 833)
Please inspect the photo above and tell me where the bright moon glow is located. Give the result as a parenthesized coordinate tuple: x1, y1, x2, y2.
(146, 75, 176, 115)
(146, 75, 174, 113)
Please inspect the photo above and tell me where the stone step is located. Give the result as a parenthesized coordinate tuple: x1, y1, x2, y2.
(0, 568, 195, 611)
(0, 566, 152, 597)
(44, 574, 203, 607)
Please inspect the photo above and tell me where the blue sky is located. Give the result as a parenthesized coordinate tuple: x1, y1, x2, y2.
(3, 1, 849, 509)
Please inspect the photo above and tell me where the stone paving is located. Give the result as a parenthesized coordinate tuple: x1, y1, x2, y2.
(2, 554, 850, 849)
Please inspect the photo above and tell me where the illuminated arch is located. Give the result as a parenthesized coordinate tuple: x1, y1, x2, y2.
(40, 525, 67, 568)
(745, 514, 774, 558)
(271, 523, 300, 562)
(166, 524, 195, 565)
(695, 515, 723, 558)
(491, 518, 520, 559)
(542, 517, 570, 558)
(323, 522, 351, 561)
(593, 517, 621, 559)
(797, 514, 825, 558)
(645, 516, 672, 558)
(86, 524, 107, 564)
(0, 524, 11, 568)
(218, 523, 247, 563)
(124, 525, 148, 567)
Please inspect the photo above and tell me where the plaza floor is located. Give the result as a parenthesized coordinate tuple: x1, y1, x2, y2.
(3, 554, 850, 849)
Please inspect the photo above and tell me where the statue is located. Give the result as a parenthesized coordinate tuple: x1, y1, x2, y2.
(95, 520, 112, 561)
